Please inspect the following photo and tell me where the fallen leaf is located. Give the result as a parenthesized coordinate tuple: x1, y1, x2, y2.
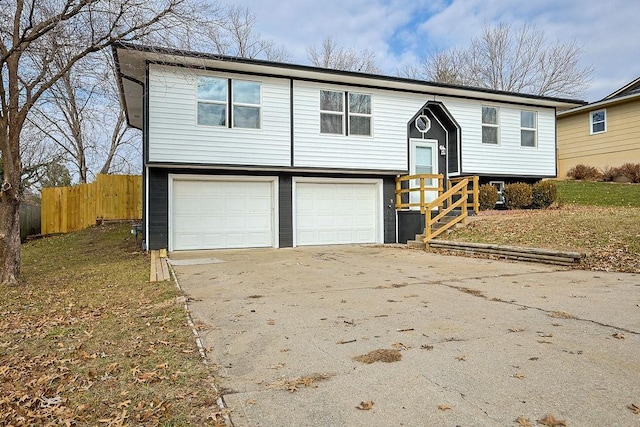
(512, 373, 526, 379)
(509, 327, 524, 332)
(612, 333, 625, 339)
(438, 404, 452, 411)
(628, 403, 640, 414)
(537, 413, 566, 426)
(455, 355, 466, 361)
(392, 342, 409, 350)
(266, 319, 275, 325)
(420, 344, 433, 350)
(356, 401, 374, 410)
(515, 416, 533, 426)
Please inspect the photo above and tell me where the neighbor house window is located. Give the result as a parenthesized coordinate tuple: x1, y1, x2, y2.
(481, 106, 499, 144)
(320, 90, 372, 136)
(320, 90, 344, 134)
(590, 109, 606, 134)
(197, 77, 261, 129)
(197, 77, 228, 126)
(520, 110, 537, 147)
(232, 80, 261, 129)
(348, 92, 372, 136)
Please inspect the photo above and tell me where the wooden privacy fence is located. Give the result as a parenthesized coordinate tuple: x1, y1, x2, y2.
(41, 174, 142, 235)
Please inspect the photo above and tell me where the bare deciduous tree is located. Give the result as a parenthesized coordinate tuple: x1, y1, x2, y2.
(307, 37, 381, 73)
(410, 23, 592, 97)
(0, 0, 214, 286)
(203, 6, 290, 61)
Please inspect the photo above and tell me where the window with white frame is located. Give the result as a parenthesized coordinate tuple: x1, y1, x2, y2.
(320, 90, 344, 134)
(320, 90, 372, 136)
(197, 77, 228, 127)
(590, 109, 606, 134)
(481, 106, 499, 144)
(348, 92, 372, 136)
(520, 110, 537, 147)
(489, 181, 505, 204)
(197, 77, 261, 129)
(232, 80, 261, 129)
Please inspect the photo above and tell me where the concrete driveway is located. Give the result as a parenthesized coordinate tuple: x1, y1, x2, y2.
(169, 246, 640, 426)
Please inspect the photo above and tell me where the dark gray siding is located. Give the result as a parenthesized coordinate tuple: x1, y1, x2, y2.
(278, 174, 293, 247)
(382, 177, 397, 243)
(148, 168, 169, 250)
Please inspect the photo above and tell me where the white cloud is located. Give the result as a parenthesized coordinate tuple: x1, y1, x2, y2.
(222, 0, 640, 101)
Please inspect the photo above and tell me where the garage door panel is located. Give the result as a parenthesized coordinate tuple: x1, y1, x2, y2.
(172, 178, 274, 250)
(295, 181, 379, 246)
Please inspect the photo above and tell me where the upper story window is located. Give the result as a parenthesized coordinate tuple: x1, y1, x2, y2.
(320, 90, 372, 136)
(348, 92, 372, 136)
(481, 106, 499, 144)
(197, 77, 261, 129)
(590, 109, 606, 134)
(520, 110, 537, 147)
(232, 80, 261, 129)
(320, 90, 344, 134)
(197, 77, 227, 127)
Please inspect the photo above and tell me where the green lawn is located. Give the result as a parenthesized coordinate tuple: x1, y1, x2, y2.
(555, 180, 640, 207)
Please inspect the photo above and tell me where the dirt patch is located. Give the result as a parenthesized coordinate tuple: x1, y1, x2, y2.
(548, 311, 576, 319)
(353, 349, 402, 364)
(267, 373, 333, 392)
(456, 287, 486, 298)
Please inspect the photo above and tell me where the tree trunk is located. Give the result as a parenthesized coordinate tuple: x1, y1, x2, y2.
(0, 192, 20, 286)
(0, 120, 22, 286)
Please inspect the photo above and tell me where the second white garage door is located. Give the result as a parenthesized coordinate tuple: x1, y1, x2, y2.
(171, 176, 276, 251)
(295, 180, 381, 246)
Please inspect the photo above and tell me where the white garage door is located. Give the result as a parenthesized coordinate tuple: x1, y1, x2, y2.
(171, 177, 275, 251)
(295, 180, 380, 246)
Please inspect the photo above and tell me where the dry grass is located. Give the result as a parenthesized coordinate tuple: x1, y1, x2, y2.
(445, 206, 640, 273)
(1, 223, 221, 426)
(353, 349, 402, 364)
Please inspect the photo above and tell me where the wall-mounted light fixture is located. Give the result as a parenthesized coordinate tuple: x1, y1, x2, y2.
(439, 145, 446, 156)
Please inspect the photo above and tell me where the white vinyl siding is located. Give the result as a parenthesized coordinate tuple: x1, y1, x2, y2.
(443, 97, 556, 176)
(148, 65, 290, 166)
(293, 81, 426, 170)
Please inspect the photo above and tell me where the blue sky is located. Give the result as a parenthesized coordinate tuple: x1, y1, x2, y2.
(228, 0, 639, 102)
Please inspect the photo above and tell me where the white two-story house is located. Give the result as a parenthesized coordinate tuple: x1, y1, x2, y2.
(113, 43, 583, 251)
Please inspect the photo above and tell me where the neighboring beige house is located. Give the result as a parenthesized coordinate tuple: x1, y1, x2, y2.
(557, 77, 640, 178)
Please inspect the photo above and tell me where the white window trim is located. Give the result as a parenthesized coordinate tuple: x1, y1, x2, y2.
(320, 90, 345, 135)
(520, 110, 537, 148)
(196, 77, 263, 129)
(348, 91, 373, 137)
(489, 181, 505, 204)
(590, 109, 607, 135)
(196, 76, 228, 128)
(481, 105, 500, 145)
(232, 79, 262, 130)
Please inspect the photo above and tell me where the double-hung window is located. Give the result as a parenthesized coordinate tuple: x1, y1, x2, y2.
(520, 110, 537, 147)
(348, 92, 372, 136)
(320, 90, 344, 134)
(197, 77, 228, 127)
(481, 106, 499, 144)
(197, 77, 261, 129)
(590, 109, 606, 134)
(232, 80, 261, 129)
(320, 90, 372, 136)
